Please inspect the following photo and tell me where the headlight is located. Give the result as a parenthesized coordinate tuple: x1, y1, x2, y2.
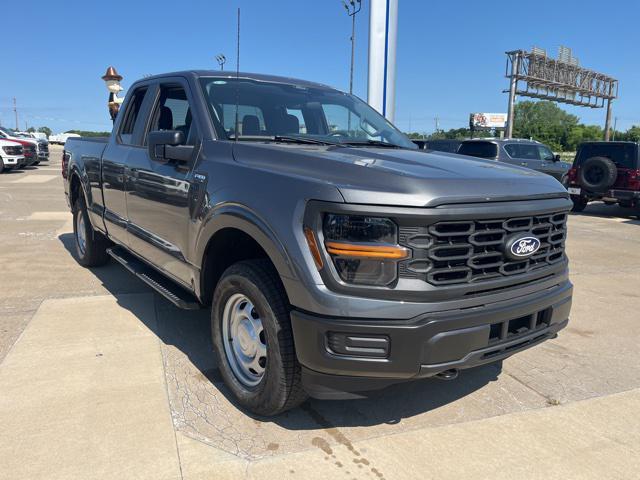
(322, 214, 408, 286)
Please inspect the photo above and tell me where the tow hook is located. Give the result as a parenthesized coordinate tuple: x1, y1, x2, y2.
(435, 369, 459, 380)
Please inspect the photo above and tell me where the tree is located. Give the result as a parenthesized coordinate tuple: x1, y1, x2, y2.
(513, 101, 579, 151)
(27, 127, 36, 133)
(38, 126, 52, 137)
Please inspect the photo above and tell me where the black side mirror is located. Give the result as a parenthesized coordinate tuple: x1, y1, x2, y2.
(148, 130, 193, 164)
(554, 154, 561, 162)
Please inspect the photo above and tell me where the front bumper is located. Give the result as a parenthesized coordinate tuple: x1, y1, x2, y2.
(293, 280, 572, 399)
(1, 155, 24, 168)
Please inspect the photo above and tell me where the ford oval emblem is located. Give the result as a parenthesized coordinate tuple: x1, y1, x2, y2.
(504, 234, 541, 260)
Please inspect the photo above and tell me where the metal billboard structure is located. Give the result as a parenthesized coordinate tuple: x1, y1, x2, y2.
(504, 47, 618, 140)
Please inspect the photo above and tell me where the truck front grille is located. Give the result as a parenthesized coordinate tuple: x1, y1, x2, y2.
(399, 212, 567, 286)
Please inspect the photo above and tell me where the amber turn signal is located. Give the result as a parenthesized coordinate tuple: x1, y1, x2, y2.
(324, 241, 409, 260)
(304, 227, 324, 270)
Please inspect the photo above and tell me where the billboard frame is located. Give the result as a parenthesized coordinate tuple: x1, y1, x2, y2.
(504, 48, 618, 140)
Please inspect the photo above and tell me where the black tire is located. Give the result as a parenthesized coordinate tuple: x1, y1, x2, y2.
(571, 195, 588, 212)
(33, 160, 40, 166)
(578, 156, 617, 192)
(72, 195, 110, 267)
(211, 259, 307, 416)
(0, 157, 4, 174)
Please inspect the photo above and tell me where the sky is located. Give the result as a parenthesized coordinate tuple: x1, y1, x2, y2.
(1, 0, 639, 134)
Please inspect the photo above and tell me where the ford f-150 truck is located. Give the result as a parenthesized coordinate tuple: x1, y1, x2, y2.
(63, 71, 573, 415)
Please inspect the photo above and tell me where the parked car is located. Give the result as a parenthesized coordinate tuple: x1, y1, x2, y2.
(566, 141, 640, 213)
(458, 138, 569, 183)
(63, 70, 572, 415)
(49, 132, 81, 145)
(0, 128, 38, 166)
(12, 131, 49, 163)
(0, 139, 25, 172)
(413, 139, 463, 153)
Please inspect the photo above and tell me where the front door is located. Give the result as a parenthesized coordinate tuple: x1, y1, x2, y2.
(125, 80, 200, 287)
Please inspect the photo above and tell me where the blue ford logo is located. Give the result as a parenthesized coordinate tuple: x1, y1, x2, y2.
(504, 234, 541, 260)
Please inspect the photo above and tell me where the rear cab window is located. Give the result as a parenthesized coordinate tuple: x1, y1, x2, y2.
(458, 141, 498, 159)
(118, 87, 148, 145)
(576, 143, 639, 169)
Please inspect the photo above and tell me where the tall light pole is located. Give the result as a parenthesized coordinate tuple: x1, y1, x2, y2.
(216, 54, 226, 71)
(343, 0, 362, 95)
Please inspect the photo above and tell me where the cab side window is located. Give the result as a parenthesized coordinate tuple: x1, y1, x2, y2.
(118, 87, 148, 145)
(148, 85, 196, 145)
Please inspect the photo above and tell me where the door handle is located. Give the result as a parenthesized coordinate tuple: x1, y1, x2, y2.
(520, 162, 528, 166)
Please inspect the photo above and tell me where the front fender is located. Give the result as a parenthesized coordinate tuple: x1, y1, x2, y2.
(193, 201, 297, 290)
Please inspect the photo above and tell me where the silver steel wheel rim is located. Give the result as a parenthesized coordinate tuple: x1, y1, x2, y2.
(76, 212, 87, 255)
(222, 293, 267, 387)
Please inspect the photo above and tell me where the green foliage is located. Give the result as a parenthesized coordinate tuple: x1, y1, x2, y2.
(403, 102, 640, 152)
(513, 101, 578, 151)
(38, 126, 52, 137)
(26, 127, 36, 133)
(64, 129, 111, 137)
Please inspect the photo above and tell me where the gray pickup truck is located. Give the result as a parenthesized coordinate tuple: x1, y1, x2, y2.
(63, 70, 573, 415)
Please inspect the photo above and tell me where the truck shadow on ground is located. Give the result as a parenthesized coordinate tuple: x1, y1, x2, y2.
(59, 233, 503, 429)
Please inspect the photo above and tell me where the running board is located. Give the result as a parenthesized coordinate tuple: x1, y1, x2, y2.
(107, 245, 202, 310)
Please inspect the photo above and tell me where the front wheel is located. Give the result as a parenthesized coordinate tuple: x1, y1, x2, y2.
(73, 196, 110, 267)
(211, 259, 307, 416)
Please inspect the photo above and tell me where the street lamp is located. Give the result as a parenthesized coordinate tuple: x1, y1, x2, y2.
(101, 66, 124, 123)
(215, 54, 227, 71)
(343, 0, 362, 95)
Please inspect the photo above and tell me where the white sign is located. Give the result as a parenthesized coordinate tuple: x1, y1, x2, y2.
(470, 113, 508, 129)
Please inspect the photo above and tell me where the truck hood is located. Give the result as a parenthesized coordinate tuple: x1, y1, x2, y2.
(231, 143, 568, 207)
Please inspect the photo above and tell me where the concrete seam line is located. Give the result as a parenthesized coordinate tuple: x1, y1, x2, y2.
(0, 297, 44, 370)
(154, 293, 185, 480)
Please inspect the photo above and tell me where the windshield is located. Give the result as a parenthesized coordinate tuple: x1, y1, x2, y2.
(199, 77, 416, 149)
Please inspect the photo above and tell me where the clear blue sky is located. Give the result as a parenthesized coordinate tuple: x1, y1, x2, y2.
(1, 0, 638, 134)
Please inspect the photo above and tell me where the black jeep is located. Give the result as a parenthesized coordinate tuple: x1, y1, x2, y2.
(567, 141, 640, 213)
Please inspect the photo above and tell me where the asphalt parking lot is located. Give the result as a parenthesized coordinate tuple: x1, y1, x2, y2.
(1, 145, 639, 480)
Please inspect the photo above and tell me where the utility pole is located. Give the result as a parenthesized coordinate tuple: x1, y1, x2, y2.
(434, 117, 440, 133)
(13, 97, 18, 130)
(612, 117, 618, 141)
(343, 0, 362, 95)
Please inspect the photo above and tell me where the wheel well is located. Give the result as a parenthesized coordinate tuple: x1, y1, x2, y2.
(200, 228, 272, 305)
(69, 173, 81, 210)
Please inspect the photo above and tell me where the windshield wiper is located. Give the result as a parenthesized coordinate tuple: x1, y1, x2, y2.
(230, 134, 338, 146)
(338, 139, 403, 148)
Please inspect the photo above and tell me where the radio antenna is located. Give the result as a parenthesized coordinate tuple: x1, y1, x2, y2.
(234, 7, 240, 142)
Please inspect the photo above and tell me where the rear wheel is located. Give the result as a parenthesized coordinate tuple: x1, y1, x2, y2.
(571, 196, 588, 212)
(211, 259, 307, 416)
(73, 195, 110, 267)
(0, 157, 5, 173)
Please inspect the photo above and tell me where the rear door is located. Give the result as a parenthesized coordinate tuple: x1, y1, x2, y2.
(124, 78, 200, 287)
(101, 85, 153, 244)
(577, 143, 639, 189)
(502, 143, 543, 171)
